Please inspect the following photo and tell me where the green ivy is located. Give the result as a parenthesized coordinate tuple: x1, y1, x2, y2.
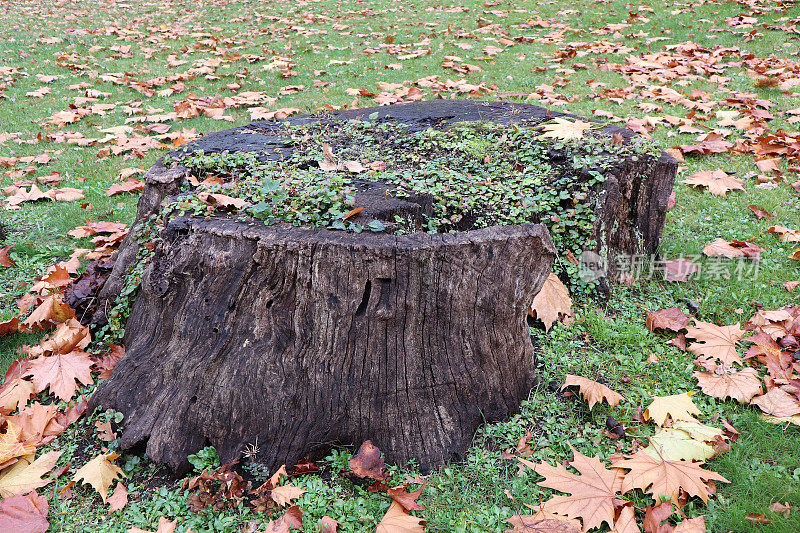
(162, 119, 658, 290)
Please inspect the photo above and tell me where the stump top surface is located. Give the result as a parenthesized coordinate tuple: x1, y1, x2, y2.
(162, 100, 658, 239)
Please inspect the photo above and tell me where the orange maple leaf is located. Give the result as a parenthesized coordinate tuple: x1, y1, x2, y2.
(693, 367, 762, 403)
(534, 445, 624, 532)
(24, 351, 94, 402)
(612, 450, 729, 503)
(685, 321, 744, 366)
(681, 168, 744, 197)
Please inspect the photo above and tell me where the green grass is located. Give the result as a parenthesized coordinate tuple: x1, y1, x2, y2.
(1, 0, 800, 531)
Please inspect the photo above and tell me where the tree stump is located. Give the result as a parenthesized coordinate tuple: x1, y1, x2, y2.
(87, 100, 676, 473)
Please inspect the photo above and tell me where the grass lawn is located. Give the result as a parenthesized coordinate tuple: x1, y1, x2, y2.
(1, 0, 799, 531)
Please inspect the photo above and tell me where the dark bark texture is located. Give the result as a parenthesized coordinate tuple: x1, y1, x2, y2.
(88, 100, 676, 473)
(90, 218, 555, 473)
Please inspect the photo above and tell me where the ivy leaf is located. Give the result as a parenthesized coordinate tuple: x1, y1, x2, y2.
(367, 220, 387, 232)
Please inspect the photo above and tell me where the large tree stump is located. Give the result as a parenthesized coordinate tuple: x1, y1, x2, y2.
(87, 100, 676, 473)
(91, 218, 554, 473)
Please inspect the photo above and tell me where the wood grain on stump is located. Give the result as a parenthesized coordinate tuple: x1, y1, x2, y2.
(87, 100, 676, 473)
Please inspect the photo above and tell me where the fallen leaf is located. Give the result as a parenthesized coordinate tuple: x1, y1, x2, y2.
(693, 367, 762, 403)
(663, 258, 699, 282)
(561, 375, 624, 409)
(0, 424, 36, 466)
(127, 517, 177, 533)
(644, 428, 715, 462)
(530, 273, 573, 331)
(612, 450, 729, 503)
(768, 502, 792, 517)
(748, 205, 773, 219)
(376, 501, 425, 533)
(24, 351, 94, 402)
(751, 387, 800, 417)
(534, 444, 624, 532)
(685, 321, 744, 366)
(644, 393, 702, 426)
(107, 481, 128, 513)
(0, 246, 14, 267)
(642, 502, 673, 533)
(349, 441, 388, 481)
(0, 451, 62, 497)
(73, 452, 126, 503)
(271, 484, 307, 507)
(320, 516, 340, 532)
(540, 118, 592, 140)
(647, 308, 689, 332)
(0, 379, 36, 415)
(20, 295, 75, 331)
(673, 516, 706, 532)
(387, 483, 425, 511)
(766, 225, 800, 243)
(745, 513, 772, 524)
(681, 168, 744, 197)
(0, 491, 49, 533)
(505, 511, 581, 532)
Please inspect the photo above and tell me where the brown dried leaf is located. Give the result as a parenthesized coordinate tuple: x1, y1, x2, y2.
(376, 501, 425, 533)
(349, 440, 388, 481)
(647, 308, 689, 332)
(562, 375, 624, 410)
(693, 367, 762, 403)
(612, 450, 729, 503)
(534, 445, 624, 531)
(530, 274, 573, 331)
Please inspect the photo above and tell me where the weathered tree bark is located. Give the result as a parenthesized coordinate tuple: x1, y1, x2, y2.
(87, 100, 677, 473)
(89, 218, 555, 473)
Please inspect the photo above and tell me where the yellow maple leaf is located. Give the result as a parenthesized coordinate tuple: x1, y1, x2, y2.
(0, 423, 36, 466)
(644, 428, 715, 462)
(74, 452, 126, 503)
(644, 392, 702, 426)
(540, 118, 592, 140)
(0, 450, 62, 497)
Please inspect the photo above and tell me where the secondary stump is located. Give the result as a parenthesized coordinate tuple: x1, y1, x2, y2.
(88, 100, 675, 473)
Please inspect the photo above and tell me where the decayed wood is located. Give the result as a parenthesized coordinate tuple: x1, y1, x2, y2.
(89, 217, 556, 473)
